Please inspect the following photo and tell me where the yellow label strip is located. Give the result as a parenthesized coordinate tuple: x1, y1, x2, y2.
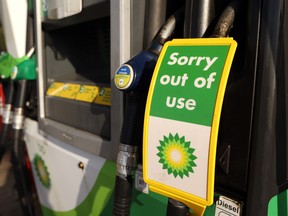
(94, 87, 111, 106)
(59, 83, 81, 99)
(46, 82, 111, 106)
(75, 85, 99, 103)
(46, 82, 65, 96)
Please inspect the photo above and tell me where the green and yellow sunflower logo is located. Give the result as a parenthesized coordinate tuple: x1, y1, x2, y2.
(34, 154, 51, 189)
(157, 133, 197, 179)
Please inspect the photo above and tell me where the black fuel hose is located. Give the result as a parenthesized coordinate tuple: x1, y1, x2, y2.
(113, 9, 184, 216)
(211, 0, 240, 38)
(184, 0, 215, 38)
(166, 199, 190, 216)
(113, 92, 143, 216)
(11, 79, 35, 216)
(166, 1, 240, 215)
(143, 0, 167, 49)
(0, 79, 14, 162)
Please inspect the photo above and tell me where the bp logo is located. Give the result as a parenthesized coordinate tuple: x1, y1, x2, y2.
(157, 133, 197, 179)
(34, 154, 51, 189)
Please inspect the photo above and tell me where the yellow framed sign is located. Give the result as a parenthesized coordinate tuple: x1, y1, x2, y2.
(143, 38, 237, 213)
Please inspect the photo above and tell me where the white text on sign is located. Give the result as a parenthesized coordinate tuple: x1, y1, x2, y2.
(167, 52, 218, 71)
(159, 52, 220, 111)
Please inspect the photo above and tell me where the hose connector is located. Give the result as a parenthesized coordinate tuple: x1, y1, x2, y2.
(12, 107, 25, 130)
(2, 104, 13, 124)
(117, 144, 138, 177)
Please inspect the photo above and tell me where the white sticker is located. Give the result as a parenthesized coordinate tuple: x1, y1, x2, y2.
(215, 196, 241, 216)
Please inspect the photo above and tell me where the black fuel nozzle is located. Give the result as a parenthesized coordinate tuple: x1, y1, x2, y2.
(10, 52, 36, 153)
(10, 56, 36, 216)
(113, 37, 161, 216)
(114, 8, 184, 93)
(113, 8, 184, 216)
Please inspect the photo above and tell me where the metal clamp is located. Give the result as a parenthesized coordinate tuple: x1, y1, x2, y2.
(117, 143, 137, 177)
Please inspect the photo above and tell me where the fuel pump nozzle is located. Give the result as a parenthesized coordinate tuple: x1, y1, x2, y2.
(0, 53, 21, 162)
(0, 48, 35, 162)
(10, 49, 37, 216)
(114, 8, 184, 92)
(113, 9, 184, 216)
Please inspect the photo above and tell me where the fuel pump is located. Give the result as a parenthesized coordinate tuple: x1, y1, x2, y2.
(113, 9, 184, 215)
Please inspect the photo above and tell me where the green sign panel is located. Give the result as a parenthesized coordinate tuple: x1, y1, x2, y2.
(143, 38, 237, 213)
(150, 45, 229, 126)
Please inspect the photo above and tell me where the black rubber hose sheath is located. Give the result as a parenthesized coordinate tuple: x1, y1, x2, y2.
(113, 175, 134, 216)
(166, 199, 190, 216)
(0, 80, 14, 162)
(0, 123, 10, 162)
(11, 131, 35, 216)
(143, 0, 167, 49)
(14, 80, 28, 108)
(4, 79, 15, 105)
(211, 0, 240, 38)
(184, 0, 215, 38)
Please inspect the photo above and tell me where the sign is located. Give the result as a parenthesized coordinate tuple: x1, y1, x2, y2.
(215, 196, 241, 216)
(143, 38, 237, 212)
